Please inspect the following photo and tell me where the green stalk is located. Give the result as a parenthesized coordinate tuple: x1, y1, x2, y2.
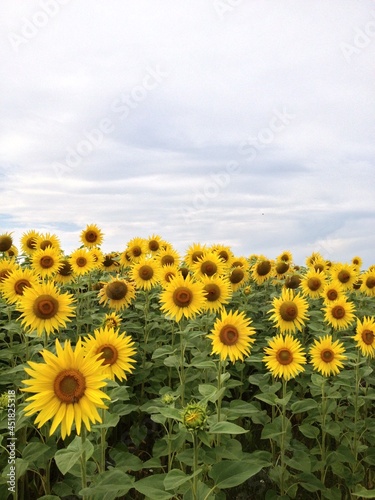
(279, 378, 287, 497)
(320, 377, 327, 486)
(80, 427, 88, 500)
(100, 407, 106, 473)
(192, 431, 199, 500)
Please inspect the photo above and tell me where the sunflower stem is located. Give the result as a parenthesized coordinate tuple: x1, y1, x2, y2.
(100, 407, 106, 473)
(280, 378, 288, 497)
(192, 431, 199, 500)
(80, 427, 88, 500)
(320, 377, 328, 487)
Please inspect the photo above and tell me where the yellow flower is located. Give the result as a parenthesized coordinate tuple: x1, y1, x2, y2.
(156, 247, 181, 268)
(329, 263, 359, 291)
(353, 317, 375, 358)
(145, 234, 165, 255)
(83, 327, 136, 381)
(22, 339, 109, 439)
(251, 257, 274, 285)
(228, 266, 249, 292)
(200, 275, 232, 312)
(210, 244, 235, 267)
(80, 223, 104, 248)
(125, 237, 148, 263)
(309, 335, 347, 376)
(184, 242, 207, 269)
(99, 252, 121, 272)
(269, 288, 309, 334)
(130, 258, 160, 290)
(69, 248, 96, 276)
(0, 268, 39, 305)
(54, 258, 75, 284)
(0, 259, 19, 283)
(160, 274, 206, 322)
(98, 277, 136, 311)
(277, 250, 293, 264)
(0, 232, 13, 252)
(263, 334, 306, 381)
(157, 264, 182, 287)
(323, 298, 356, 330)
(359, 270, 375, 297)
(102, 312, 122, 329)
(191, 251, 227, 279)
(34, 232, 61, 252)
(31, 246, 62, 278)
(17, 281, 75, 336)
(20, 230, 40, 255)
(300, 269, 327, 299)
(320, 280, 346, 303)
(207, 309, 256, 363)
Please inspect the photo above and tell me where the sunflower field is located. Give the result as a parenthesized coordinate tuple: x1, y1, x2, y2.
(0, 227, 374, 500)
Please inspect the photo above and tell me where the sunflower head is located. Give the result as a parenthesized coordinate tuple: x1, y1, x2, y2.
(0, 233, 13, 252)
(98, 277, 136, 311)
(80, 224, 104, 248)
(269, 288, 309, 334)
(354, 317, 375, 358)
(263, 334, 306, 381)
(309, 335, 346, 376)
(323, 298, 355, 330)
(159, 274, 206, 322)
(182, 402, 207, 431)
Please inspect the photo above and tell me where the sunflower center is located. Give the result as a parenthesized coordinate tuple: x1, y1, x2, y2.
(132, 246, 142, 257)
(148, 240, 159, 252)
(280, 254, 289, 262)
(327, 289, 338, 301)
(0, 236, 13, 252)
(59, 261, 73, 276)
(139, 265, 154, 280)
(321, 349, 334, 362)
(106, 282, 127, 300)
(204, 283, 220, 302)
(192, 251, 204, 263)
(33, 295, 59, 319)
(40, 256, 54, 269)
(276, 348, 293, 365)
(285, 275, 301, 289)
(165, 271, 175, 283)
(331, 305, 345, 319)
(40, 240, 53, 250)
(362, 329, 374, 345)
(27, 237, 37, 250)
(103, 255, 115, 267)
(218, 250, 229, 262)
(338, 270, 350, 284)
(314, 263, 325, 272)
(54, 369, 86, 403)
(76, 257, 87, 268)
(219, 325, 239, 346)
(173, 287, 193, 307)
(98, 344, 118, 365)
(0, 270, 11, 282)
(276, 262, 289, 274)
(201, 261, 217, 276)
(308, 277, 321, 291)
(15, 279, 31, 295)
(85, 230, 98, 243)
(366, 277, 375, 289)
(230, 268, 244, 284)
(279, 301, 298, 321)
(161, 255, 174, 266)
(257, 261, 271, 276)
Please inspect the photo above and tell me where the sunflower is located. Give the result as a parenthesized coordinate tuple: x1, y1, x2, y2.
(309, 257, 329, 273)
(130, 258, 160, 290)
(323, 297, 356, 330)
(228, 266, 249, 292)
(353, 317, 375, 358)
(359, 270, 375, 297)
(210, 244, 235, 267)
(309, 335, 347, 376)
(80, 223, 104, 248)
(329, 263, 359, 291)
(0, 268, 39, 305)
(159, 274, 206, 322)
(5, 245, 18, 258)
(230, 256, 250, 272)
(200, 275, 232, 312)
(156, 247, 181, 268)
(0, 232, 13, 252)
(320, 280, 346, 303)
(305, 252, 324, 268)
(300, 269, 327, 299)
(89, 247, 104, 269)
(99, 252, 121, 272)
(17, 281, 75, 336)
(125, 237, 147, 263)
(263, 334, 306, 381)
(351, 255, 363, 270)
(54, 259, 75, 284)
(145, 234, 165, 255)
(0, 259, 19, 283)
(274, 260, 290, 279)
(98, 276, 136, 311)
(21, 339, 110, 439)
(277, 250, 293, 264)
(20, 230, 40, 255)
(251, 257, 274, 285)
(102, 312, 122, 329)
(284, 273, 302, 290)
(83, 327, 136, 381)
(269, 288, 309, 334)
(207, 309, 256, 363)
(31, 246, 62, 278)
(157, 264, 182, 287)
(69, 248, 96, 276)
(184, 242, 207, 269)
(191, 251, 227, 279)
(34, 232, 61, 252)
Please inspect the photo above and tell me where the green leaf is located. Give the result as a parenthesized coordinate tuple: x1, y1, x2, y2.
(134, 474, 174, 499)
(298, 423, 320, 439)
(209, 460, 263, 489)
(291, 399, 318, 414)
(79, 469, 134, 498)
(54, 436, 94, 475)
(163, 468, 201, 491)
(209, 422, 248, 435)
(255, 392, 278, 406)
(352, 487, 375, 498)
(22, 442, 51, 463)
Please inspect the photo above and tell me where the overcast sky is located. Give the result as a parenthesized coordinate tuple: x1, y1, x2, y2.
(1, 0, 375, 267)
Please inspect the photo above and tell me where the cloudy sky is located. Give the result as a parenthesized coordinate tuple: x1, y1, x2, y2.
(1, 0, 375, 266)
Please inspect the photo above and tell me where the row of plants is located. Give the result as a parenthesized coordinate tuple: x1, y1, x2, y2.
(0, 227, 374, 499)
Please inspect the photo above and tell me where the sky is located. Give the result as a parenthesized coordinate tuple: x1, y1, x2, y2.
(1, 0, 375, 267)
